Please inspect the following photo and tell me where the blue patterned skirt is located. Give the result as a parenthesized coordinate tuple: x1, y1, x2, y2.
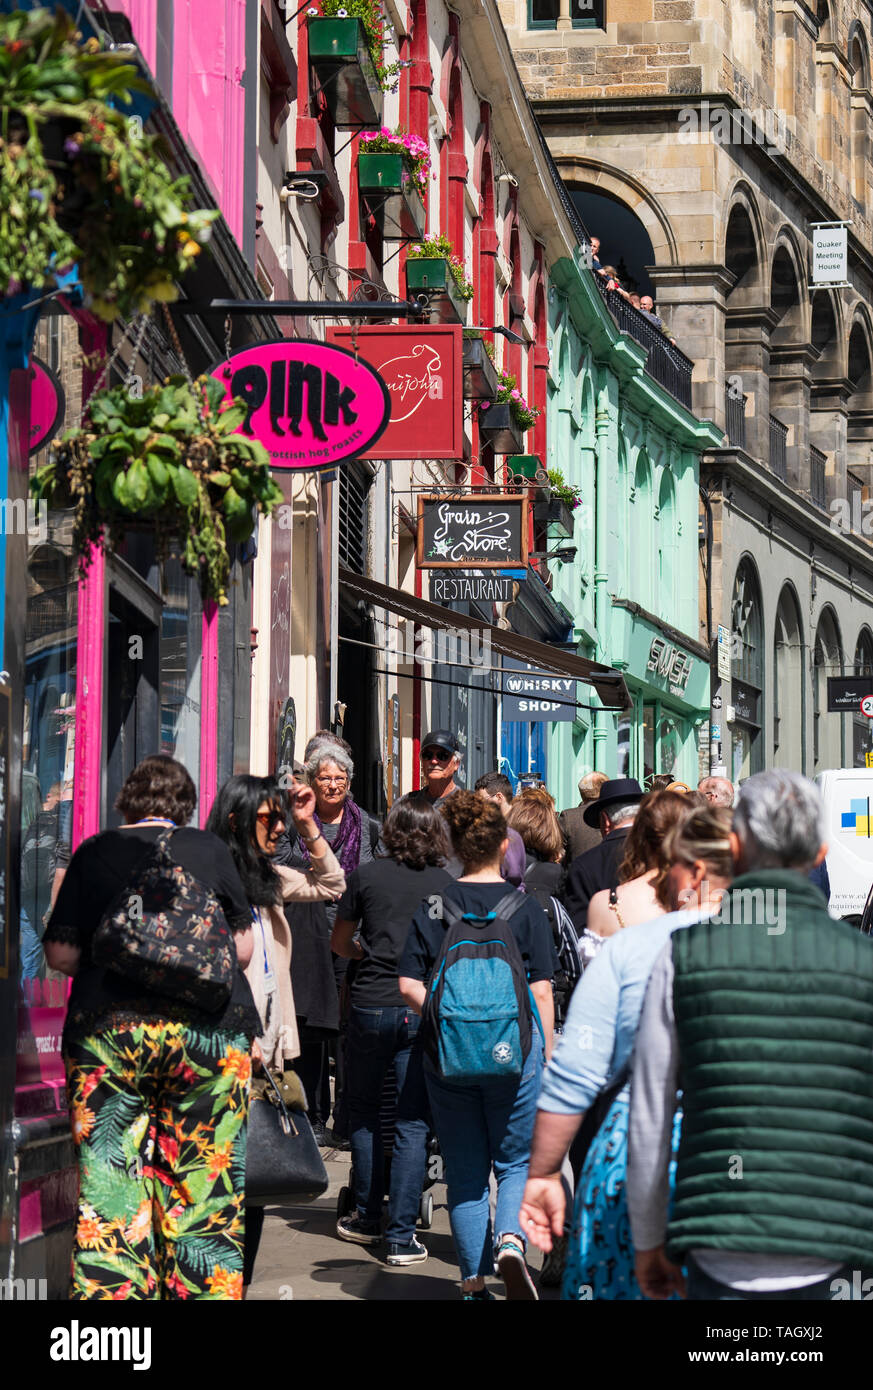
(562, 1088, 683, 1301)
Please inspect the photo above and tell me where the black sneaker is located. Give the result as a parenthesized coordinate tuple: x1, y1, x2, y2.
(336, 1214, 382, 1246)
(385, 1236, 428, 1266)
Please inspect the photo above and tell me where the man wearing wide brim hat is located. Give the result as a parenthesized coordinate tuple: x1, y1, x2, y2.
(564, 778, 645, 933)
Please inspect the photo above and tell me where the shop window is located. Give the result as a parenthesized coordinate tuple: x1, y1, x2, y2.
(642, 703, 655, 785)
(338, 461, 372, 574)
(21, 541, 77, 981)
(527, 0, 605, 29)
(658, 717, 678, 776)
(813, 607, 844, 772)
(773, 584, 805, 770)
(730, 558, 764, 779)
(853, 628, 873, 766)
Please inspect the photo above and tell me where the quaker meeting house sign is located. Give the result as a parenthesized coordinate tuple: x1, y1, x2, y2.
(210, 340, 391, 470)
(417, 494, 528, 568)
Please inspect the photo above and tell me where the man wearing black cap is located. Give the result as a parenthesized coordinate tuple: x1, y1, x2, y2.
(420, 730, 463, 807)
(563, 778, 645, 933)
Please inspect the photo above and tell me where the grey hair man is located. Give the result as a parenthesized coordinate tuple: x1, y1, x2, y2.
(562, 778, 645, 933)
(626, 771, 873, 1303)
(559, 770, 609, 863)
(698, 775, 734, 808)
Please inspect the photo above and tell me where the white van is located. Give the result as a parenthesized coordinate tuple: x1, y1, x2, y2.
(814, 769, 873, 921)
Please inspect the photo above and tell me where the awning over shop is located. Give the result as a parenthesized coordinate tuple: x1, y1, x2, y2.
(339, 566, 631, 710)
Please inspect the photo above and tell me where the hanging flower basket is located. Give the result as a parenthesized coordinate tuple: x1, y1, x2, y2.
(533, 496, 575, 539)
(477, 402, 525, 455)
(0, 8, 218, 321)
(462, 332, 498, 400)
(306, 0, 399, 92)
(30, 375, 283, 606)
(406, 234, 473, 325)
(478, 372, 540, 453)
(307, 17, 383, 126)
(358, 129, 428, 239)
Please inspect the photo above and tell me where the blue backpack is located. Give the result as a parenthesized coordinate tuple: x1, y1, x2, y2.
(422, 892, 536, 1082)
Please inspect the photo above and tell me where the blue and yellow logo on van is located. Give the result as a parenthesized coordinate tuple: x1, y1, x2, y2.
(841, 798, 872, 836)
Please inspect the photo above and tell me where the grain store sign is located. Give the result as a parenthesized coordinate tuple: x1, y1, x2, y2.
(417, 494, 528, 569)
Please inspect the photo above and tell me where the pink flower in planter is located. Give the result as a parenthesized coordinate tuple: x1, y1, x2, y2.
(480, 401, 490, 411)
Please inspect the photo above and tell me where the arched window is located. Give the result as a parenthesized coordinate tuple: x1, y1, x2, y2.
(853, 627, 873, 765)
(629, 450, 652, 599)
(850, 25, 871, 205)
(773, 585, 805, 770)
(730, 558, 764, 782)
(816, 1, 835, 164)
(656, 470, 676, 620)
(813, 607, 844, 771)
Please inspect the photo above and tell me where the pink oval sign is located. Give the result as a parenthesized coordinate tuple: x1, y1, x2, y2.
(28, 356, 65, 456)
(210, 339, 391, 470)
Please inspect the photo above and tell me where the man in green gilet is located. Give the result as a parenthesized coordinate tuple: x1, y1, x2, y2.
(627, 769, 873, 1301)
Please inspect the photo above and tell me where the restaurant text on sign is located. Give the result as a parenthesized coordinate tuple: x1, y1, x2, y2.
(209, 340, 391, 470)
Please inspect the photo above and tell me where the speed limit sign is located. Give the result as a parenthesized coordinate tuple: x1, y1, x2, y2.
(861, 694, 873, 718)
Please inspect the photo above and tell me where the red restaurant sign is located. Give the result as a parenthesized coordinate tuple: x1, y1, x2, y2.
(209, 339, 391, 470)
(326, 325, 464, 459)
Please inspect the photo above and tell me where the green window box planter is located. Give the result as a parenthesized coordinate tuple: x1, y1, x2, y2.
(358, 152, 426, 239)
(308, 18, 383, 126)
(478, 402, 526, 455)
(462, 334, 499, 399)
(405, 257, 469, 325)
(506, 454, 546, 482)
(533, 496, 576, 538)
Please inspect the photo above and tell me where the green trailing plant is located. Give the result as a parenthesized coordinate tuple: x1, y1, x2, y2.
(546, 467, 582, 510)
(479, 369, 541, 432)
(408, 233, 474, 300)
(0, 7, 218, 320)
(307, 0, 400, 91)
(30, 375, 283, 606)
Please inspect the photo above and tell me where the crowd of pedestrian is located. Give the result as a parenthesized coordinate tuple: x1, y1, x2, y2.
(40, 733, 873, 1302)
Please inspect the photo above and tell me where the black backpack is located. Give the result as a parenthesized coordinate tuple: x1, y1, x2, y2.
(92, 829, 236, 1012)
(523, 863, 583, 1029)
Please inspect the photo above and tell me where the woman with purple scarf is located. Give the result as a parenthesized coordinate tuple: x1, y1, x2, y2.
(277, 738, 381, 1145)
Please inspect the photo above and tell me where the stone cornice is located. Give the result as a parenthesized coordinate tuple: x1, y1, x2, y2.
(701, 449, 873, 576)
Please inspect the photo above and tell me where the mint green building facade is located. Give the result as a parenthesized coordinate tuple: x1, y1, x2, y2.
(542, 255, 722, 808)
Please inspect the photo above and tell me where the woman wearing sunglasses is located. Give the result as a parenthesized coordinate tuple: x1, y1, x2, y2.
(206, 773, 346, 1293)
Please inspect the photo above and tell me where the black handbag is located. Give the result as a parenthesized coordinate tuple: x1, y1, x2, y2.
(245, 1067, 329, 1206)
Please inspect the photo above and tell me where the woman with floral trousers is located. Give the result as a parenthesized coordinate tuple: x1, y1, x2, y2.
(66, 1022, 251, 1300)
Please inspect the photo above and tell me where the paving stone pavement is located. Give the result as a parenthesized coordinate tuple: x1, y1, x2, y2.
(246, 1144, 558, 1302)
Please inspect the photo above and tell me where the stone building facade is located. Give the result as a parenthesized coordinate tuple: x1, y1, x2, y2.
(507, 0, 873, 779)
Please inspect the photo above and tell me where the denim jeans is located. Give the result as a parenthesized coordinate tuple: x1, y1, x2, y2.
(425, 1030, 544, 1281)
(687, 1257, 852, 1301)
(347, 1004, 430, 1245)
